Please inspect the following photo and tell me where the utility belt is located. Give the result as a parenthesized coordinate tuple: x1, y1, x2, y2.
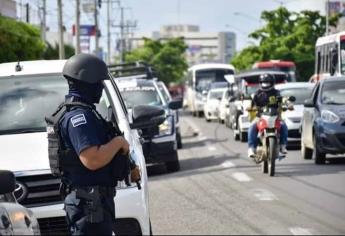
(61, 183, 116, 224)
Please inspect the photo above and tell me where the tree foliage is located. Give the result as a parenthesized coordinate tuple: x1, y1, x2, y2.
(125, 37, 188, 84)
(231, 7, 339, 81)
(42, 43, 75, 60)
(0, 15, 45, 63)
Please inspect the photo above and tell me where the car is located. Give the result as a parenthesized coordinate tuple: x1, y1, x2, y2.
(156, 80, 183, 149)
(0, 170, 40, 235)
(275, 82, 315, 147)
(109, 62, 182, 172)
(301, 77, 345, 164)
(0, 59, 163, 235)
(218, 90, 232, 124)
(204, 87, 227, 122)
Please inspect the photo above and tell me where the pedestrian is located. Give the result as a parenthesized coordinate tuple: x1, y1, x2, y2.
(45, 53, 131, 235)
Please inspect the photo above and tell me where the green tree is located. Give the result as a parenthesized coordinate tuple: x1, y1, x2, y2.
(0, 15, 45, 63)
(42, 42, 75, 59)
(125, 37, 188, 84)
(231, 7, 339, 81)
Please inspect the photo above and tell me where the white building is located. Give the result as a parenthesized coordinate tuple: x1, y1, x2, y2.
(130, 25, 236, 66)
(0, 0, 16, 19)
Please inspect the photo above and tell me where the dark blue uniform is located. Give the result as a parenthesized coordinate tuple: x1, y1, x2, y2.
(59, 95, 116, 235)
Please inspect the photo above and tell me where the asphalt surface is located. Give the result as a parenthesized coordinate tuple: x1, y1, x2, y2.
(147, 112, 345, 235)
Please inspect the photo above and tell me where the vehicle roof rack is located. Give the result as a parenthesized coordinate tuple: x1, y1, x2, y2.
(107, 61, 157, 79)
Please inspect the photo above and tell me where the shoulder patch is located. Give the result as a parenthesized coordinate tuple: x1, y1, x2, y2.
(71, 114, 87, 127)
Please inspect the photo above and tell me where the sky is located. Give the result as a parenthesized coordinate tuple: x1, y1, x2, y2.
(18, 0, 326, 52)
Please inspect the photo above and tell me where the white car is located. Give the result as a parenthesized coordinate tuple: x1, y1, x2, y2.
(204, 88, 227, 122)
(0, 170, 40, 235)
(0, 60, 160, 235)
(275, 82, 315, 146)
(218, 90, 231, 123)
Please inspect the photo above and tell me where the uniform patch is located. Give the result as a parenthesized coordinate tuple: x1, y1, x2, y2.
(71, 114, 87, 127)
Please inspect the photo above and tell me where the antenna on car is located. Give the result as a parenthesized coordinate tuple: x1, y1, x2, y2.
(15, 61, 22, 72)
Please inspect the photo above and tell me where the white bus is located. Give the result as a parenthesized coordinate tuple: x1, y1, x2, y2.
(312, 31, 345, 82)
(184, 63, 235, 117)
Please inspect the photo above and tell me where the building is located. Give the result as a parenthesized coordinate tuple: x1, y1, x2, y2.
(131, 25, 236, 66)
(0, 0, 16, 19)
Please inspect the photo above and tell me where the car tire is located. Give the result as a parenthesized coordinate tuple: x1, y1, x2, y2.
(206, 119, 211, 122)
(233, 130, 239, 141)
(192, 111, 196, 117)
(197, 111, 203, 117)
(166, 151, 180, 172)
(301, 140, 312, 160)
(149, 219, 153, 236)
(313, 134, 326, 164)
(177, 133, 183, 149)
(240, 131, 247, 142)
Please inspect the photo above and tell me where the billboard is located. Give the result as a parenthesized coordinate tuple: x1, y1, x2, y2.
(327, 1, 345, 18)
(72, 25, 96, 36)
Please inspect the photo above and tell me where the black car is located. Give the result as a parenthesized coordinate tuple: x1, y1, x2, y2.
(301, 77, 345, 164)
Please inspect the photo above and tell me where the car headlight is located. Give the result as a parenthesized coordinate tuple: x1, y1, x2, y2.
(321, 110, 340, 123)
(159, 115, 173, 135)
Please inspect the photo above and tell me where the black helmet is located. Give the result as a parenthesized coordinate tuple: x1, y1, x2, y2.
(62, 53, 108, 84)
(259, 73, 275, 90)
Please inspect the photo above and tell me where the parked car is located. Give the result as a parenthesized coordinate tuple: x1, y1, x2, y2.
(156, 81, 183, 149)
(301, 77, 345, 164)
(0, 60, 163, 235)
(109, 62, 182, 172)
(275, 82, 315, 147)
(0, 170, 40, 235)
(218, 90, 231, 124)
(204, 87, 227, 122)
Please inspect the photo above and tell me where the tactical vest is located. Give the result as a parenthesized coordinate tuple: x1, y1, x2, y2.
(45, 99, 129, 184)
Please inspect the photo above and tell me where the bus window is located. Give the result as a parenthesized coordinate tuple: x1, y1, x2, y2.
(195, 69, 233, 92)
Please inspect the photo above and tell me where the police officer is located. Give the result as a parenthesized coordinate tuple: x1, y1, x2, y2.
(247, 73, 288, 158)
(52, 53, 130, 235)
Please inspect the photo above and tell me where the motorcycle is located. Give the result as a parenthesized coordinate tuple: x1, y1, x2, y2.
(248, 95, 295, 176)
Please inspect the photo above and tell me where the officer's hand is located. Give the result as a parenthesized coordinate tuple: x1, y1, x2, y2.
(121, 138, 130, 155)
(131, 166, 141, 182)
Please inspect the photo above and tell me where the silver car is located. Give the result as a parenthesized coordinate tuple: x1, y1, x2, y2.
(275, 82, 315, 146)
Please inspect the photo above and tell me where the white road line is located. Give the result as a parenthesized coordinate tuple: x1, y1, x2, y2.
(231, 172, 252, 182)
(221, 161, 236, 168)
(198, 136, 207, 141)
(289, 227, 313, 235)
(208, 146, 216, 151)
(252, 189, 278, 201)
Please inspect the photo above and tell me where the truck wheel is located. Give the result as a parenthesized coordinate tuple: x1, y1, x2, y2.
(166, 152, 180, 172)
(240, 131, 247, 142)
(177, 133, 183, 149)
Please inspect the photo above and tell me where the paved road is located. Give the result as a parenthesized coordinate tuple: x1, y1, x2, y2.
(147, 112, 345, 235)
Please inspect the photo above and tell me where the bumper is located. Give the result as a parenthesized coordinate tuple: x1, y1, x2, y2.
(316, 121, 345, 154)
(142, 134, 177, 163)
(204, 107, 219, 120)
(238, 115, 251, 132)
(31, 187, 150, 235)
(194, 100, 204, 112)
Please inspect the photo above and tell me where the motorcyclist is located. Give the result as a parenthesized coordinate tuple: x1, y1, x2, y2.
(247, 73, 288, 158)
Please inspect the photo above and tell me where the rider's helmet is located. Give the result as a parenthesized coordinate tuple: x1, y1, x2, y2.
(259, 73, 275, 91)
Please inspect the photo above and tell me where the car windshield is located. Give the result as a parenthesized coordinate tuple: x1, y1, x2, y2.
(120, 86, 163, 108)
(209, 91, 224, 100)
(321, 81, 345, 105)
(157, 83, 170, 103)
(0, 74, 67, 134)
(195, 69, 233, 92)
(279, 87, 313, 104)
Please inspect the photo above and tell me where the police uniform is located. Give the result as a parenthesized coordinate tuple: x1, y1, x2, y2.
(60, 95, 116, 235)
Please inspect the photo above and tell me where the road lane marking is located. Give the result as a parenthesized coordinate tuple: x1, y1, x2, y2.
(252, 189, 278, 201)
(221, 161, 236, 168)
(289, 227, 313, 235)
(208, 146, 216, 151)
(198, 136, 207, 141)
(232, 172, 252, 182)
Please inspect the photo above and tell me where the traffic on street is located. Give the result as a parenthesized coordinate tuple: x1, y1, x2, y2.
(1, 0, 345, 235)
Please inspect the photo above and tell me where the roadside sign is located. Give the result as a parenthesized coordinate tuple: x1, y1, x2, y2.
(72, 25, 96, 36)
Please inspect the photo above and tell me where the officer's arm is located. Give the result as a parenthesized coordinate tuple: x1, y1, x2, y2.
(79, 136, 128, 171)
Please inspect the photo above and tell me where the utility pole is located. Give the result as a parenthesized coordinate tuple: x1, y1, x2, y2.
(107, 0, 111, 64)
(57, 0, 65, 59)
(120, 6, 124, 63)
(40, 0, 46, 42)
(326, 0, 329, 35)
(25, 3, 29, 23)
(76, 0, 81, 54)
(94, 0, 99, 55)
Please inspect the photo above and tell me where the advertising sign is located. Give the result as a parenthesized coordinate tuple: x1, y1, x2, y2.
(72, 25, 96, 36)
